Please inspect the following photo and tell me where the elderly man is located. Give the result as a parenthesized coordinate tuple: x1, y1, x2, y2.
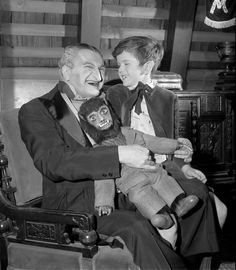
(18, 43, 189, 270)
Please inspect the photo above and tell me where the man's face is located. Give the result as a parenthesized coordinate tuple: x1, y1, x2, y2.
(116, 51, 145, 90)
(68, 49, 105, 98)
(86, 105, 113, 131)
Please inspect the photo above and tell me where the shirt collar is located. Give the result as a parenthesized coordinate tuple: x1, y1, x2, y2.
(58, 80, 88, 101)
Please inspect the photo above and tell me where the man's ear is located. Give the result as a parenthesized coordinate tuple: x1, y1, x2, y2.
(142, 61, 155, 75)
(61, 65, 71, 81)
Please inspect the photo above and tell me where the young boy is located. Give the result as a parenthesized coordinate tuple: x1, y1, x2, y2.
(78, 97, 198, 230)
(106, 35, 227, 230)
(106, 36, 227, 263)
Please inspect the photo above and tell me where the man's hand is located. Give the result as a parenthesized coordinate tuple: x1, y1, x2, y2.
(118, 145, 156, 170)
(182, 164, 207, 183)
(174, 138, 193, 162)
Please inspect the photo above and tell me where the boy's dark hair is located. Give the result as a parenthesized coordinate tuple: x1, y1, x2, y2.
(112, 36, 164, 72)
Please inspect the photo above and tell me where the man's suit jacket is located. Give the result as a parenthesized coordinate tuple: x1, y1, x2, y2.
(18, 81, 120, 213)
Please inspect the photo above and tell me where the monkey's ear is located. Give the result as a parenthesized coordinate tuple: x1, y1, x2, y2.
(78, 113, 85, 121)
(99, 92, 107, 104)
(101, 97, 108, 105)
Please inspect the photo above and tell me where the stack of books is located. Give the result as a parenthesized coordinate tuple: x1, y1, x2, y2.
(152, 71, 183, 91)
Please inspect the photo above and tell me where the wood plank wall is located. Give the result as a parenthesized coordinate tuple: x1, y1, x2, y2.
(98, 0, 235, 87)
(1, 0, 79, 76)
(0, 0, 80, 109)
(0, 0, 235, 110)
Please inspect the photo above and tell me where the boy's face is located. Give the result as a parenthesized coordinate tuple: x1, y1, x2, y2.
(116, 51, 145, 90)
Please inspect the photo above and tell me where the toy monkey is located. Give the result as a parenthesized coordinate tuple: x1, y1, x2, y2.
(78, 97, 198, 229)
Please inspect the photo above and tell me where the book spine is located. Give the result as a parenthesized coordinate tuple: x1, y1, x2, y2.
(157, 82, 183, 90)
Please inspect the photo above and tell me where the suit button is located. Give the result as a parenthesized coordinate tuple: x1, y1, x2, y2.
(102, 173, 107, 177)
(108, 173, 113, 177)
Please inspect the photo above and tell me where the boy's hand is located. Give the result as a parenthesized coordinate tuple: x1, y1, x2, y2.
(182, 165, 207, 183)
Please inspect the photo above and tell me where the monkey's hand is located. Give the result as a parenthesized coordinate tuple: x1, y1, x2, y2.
(96, 205, 113, 216)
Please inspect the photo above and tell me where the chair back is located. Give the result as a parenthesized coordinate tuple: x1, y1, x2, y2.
(0, 108, 42, 205)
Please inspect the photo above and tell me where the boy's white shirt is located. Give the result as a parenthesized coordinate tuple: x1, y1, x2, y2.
(130, 87, 167, 164)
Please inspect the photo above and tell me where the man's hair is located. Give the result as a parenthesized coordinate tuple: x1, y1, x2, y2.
(112, 36, 164, 72)
(58, 43, 103, 70)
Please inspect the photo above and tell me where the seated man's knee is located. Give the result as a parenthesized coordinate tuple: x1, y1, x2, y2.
(218, 202, 228, 228)
(113, 211, 154, 237)
(210, 193, 228, 228)
(184, 178, 209, 200)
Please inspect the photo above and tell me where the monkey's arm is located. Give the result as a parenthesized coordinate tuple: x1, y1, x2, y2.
(122, 127, 179, 154)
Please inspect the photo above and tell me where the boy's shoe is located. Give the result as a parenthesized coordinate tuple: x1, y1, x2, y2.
(151, 213, 174, 229)
(172, 195, 199, 217)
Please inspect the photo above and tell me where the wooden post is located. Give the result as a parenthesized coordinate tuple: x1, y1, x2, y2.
(80, 0, 102, 49)
(162, 0, 197, 85)
(0, 46, 2, 112)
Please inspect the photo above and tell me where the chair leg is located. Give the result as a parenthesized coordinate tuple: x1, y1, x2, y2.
(199, 256, 212, 270)
(0, 236, 8, 270)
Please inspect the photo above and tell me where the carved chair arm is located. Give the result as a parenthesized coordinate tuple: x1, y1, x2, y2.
(0, 189, 96, 231)
(0, 144, 98, 258)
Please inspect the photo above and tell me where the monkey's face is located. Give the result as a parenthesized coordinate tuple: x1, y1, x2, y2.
(86, 105, 113, 131)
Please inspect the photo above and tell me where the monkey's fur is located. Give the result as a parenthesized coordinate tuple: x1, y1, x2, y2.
(79, 97, 123, 144)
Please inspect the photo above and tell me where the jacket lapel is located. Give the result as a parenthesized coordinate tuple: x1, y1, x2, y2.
(121, 102, 131, 126)
(40, 84, 88, 146)
(145, 93, 167, 137)
(56, 95, 87, 146)
(121, 85, 142, 126)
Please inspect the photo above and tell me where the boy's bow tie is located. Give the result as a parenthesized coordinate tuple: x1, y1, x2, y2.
(131, 82, 151, 115)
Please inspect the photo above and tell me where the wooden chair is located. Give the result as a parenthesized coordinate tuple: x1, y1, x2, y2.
(0, 108, 138, 270)
(0, 97, 212, 270)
